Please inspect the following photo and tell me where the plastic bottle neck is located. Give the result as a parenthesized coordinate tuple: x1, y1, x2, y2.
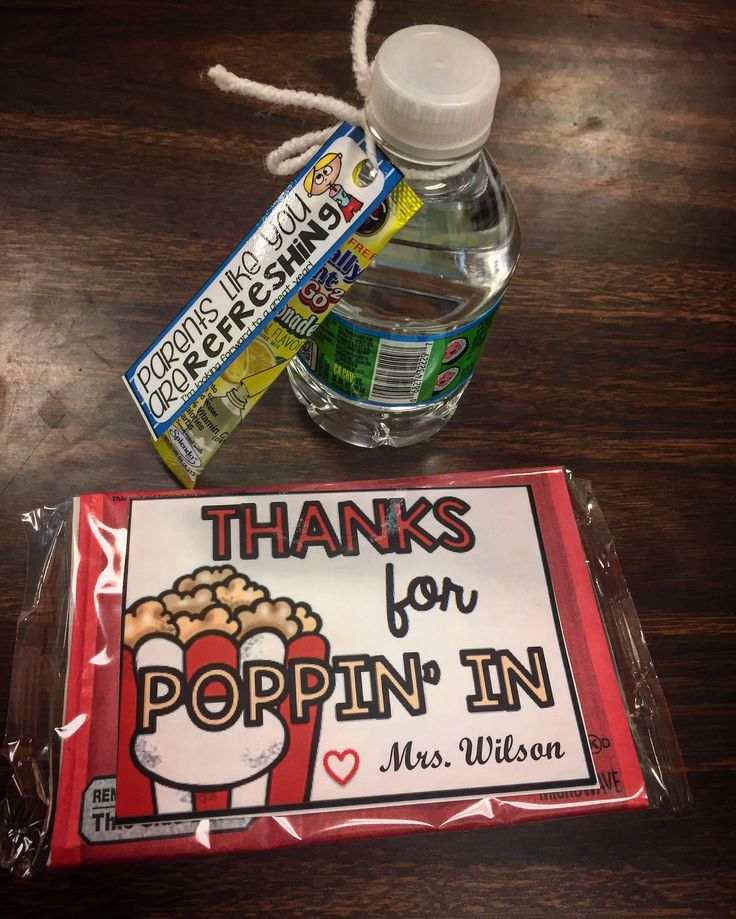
(366, 121, 486, 199)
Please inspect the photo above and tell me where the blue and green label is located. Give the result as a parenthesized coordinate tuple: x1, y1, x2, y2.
(298, 296, 503, 406)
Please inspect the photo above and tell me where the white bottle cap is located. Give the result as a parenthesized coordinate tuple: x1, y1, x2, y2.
(366, 25, 501, 163)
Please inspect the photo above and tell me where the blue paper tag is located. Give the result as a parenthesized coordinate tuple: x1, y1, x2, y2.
(123, 124, 402, 439)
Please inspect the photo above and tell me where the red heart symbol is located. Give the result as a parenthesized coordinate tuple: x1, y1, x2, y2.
(323, 749, 359, 786)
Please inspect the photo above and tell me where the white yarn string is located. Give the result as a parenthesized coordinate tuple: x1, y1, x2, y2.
(263, 126, 338, 178)
(207, 0, 376, 176)
(351, 0, 374, 97)
(208, 0, 475, 181)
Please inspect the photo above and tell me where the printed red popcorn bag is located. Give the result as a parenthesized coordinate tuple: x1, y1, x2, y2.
(0, 468, 690, 875)
(118, 570, 328, 819)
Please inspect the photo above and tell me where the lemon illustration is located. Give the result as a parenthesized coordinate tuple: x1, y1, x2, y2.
(221, 338, 274, 384)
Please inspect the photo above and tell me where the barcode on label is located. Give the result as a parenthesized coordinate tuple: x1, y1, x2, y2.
(369, 339, 433, 403)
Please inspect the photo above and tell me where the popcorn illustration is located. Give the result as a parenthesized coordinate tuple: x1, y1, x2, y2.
(116, 568, 328, 820)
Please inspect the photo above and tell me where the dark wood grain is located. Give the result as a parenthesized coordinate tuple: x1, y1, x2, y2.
(1, 0, 734, 914)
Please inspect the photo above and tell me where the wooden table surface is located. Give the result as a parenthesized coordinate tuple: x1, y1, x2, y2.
(1, 0, 733, 915)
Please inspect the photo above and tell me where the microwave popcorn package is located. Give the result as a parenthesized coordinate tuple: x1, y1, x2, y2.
(0, 467, 689, 875)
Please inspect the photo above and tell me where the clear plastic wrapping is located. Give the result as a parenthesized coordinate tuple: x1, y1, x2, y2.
(0, 468, 690, 876)
(1, 501, 74, 875)
(566, 474, 690, 810)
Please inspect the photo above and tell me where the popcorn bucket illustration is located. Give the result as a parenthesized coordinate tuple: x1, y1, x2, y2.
(116, 567, 329, 820)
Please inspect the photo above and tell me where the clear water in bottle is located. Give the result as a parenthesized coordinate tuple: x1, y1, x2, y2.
(288, 24, 521, 446)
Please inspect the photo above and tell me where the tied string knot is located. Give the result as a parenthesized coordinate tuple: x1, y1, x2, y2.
(208, 0, 475, 181)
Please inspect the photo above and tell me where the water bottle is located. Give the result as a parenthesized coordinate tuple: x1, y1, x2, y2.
(288, 24, 520, 447)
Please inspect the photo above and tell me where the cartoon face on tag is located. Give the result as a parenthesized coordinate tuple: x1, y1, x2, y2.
(304, 152, 343, 196)
(303, 151, 364, 223)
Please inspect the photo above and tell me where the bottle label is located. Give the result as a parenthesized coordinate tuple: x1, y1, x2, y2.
(298, 295, 503, 405)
